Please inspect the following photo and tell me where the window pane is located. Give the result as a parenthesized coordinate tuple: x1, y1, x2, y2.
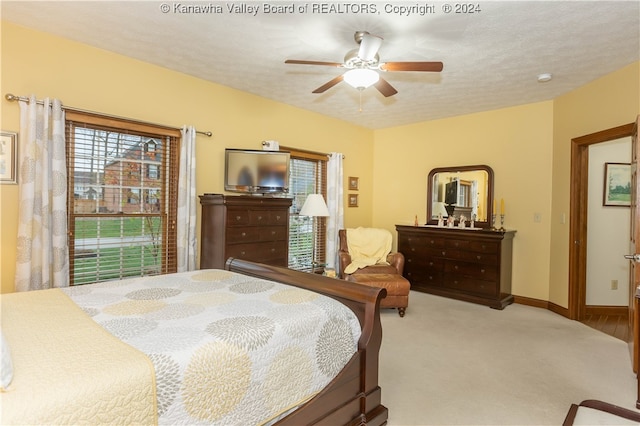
(67, 119, 178, 285)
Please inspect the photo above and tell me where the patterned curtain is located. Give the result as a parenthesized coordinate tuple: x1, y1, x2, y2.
(326, 152, 344, 270)
(15, 96, 68, 291)
(177, 125, 197, 271)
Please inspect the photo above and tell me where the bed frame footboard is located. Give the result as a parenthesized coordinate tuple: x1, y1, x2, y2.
(225, 258, 389, 426)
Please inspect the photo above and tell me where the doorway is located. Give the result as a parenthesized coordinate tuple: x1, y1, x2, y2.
(569, 122, 635, 322)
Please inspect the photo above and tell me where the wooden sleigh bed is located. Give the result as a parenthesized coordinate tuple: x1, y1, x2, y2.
(1, 258, 388, 426)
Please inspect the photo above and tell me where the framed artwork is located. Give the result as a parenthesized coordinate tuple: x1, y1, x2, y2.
(348, 176, 359, 191)
(603, 162, 631, 207)
(0, 131, 18, 185)
(348, 194, 359, 207)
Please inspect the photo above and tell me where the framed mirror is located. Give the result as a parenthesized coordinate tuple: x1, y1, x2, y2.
(426, 165, 494, 228)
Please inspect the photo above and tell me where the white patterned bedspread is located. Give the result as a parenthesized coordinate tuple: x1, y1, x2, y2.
(62, 269, 361, 425)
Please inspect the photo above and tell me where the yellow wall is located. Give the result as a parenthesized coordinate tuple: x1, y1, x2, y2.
(2, 21, 638, 305)
(0, 22, 374, 293)
(373, 101, 555, 300)
(548, 62, 639, 307)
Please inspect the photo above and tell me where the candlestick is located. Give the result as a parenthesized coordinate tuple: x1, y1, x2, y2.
(500, 214, 505, 231)
(500, 198, 505, 215)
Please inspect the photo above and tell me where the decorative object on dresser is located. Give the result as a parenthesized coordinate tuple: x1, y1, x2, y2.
(199, 194, 292, 269)
(338, 228, 411, 317)
(396, 225, 515, 309)
(427, 165, 494, 228)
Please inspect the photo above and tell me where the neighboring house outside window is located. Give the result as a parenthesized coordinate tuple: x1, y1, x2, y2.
(65, 112, 180, 285)
(284, 147, 327, 272)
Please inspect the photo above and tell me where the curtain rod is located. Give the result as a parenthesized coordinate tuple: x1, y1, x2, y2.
(4, 93, 212, 137)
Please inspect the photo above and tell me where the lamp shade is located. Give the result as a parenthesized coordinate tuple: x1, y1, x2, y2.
(343, 68, 379, 89)
(433, 202, 449, 218)
(299, 194, 330, 217)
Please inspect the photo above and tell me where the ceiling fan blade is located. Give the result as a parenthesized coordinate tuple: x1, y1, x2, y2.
(358, 33, 383, 61)
(285, 59, 343, 67)
(380, 61, 444, 72)
(374, 77, 398, 97)
(312, 75, 344, 93)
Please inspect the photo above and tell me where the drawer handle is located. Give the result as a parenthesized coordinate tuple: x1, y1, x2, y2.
(236, 215, 241, 221)
(454, 265, 458, 270)
(411, 248, 415, 252)
(258, 215, 263, 221)
(453, 280, 459, 284)
(430, 240, 435, 245)
(240, 251, 246, 256)
(241, 232, 246, 237)
(477, 255, 482, 260)
(429, 262, 433, 266)
(271, 248, 275, 253)
(408, 259, 412, 263)
(442, 251, 446, 256)
(276, 215, 281, 220)
(271, 231, 276, 235)
(480, 268, 485, 273)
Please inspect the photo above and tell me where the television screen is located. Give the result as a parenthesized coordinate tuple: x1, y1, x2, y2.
(224, 149, 290, 194)
(445, 180, 458, 205)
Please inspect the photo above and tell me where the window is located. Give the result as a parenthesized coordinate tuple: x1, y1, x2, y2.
(284, 147, 327, 272)
(66, 112, 180, 285)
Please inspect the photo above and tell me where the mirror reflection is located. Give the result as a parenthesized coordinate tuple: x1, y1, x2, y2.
(427, 165, 494, 228)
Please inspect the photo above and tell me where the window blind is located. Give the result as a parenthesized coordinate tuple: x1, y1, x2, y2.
(284, 147, 327, 272)
(65, 112, 179, 285)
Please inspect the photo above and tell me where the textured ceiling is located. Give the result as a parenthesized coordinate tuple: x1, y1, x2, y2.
(2, 1, 639, 129)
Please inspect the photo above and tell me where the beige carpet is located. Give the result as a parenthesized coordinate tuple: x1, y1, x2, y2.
(378, 291, 638, 425)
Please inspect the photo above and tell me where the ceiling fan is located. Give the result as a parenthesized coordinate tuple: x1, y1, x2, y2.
(285, 31, 444, 97)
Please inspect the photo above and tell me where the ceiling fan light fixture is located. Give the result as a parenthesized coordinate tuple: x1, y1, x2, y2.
(343, 68, 380, 89)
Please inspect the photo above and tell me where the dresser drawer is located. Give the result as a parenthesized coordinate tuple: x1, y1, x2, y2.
(226, 227, 261, 243)
(445, 239, 470, 250)
(404, 268, 443, 287)
(456, 250, 498, 265)
(248, 210, 289, 226)
(469, 241, 499, 254)
(226, 241, 287, 262)
(444, 275, 496, 297)
(259, 226, 287, 241)
(399, 234, 445, 249)
(405, 256, 443, 272)
(226, 209, 250, 226)
(444, 261, 498, 281)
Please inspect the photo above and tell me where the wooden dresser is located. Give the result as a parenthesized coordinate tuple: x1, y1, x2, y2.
(199, 194, 292, 269)
(396, 225, 516, 309)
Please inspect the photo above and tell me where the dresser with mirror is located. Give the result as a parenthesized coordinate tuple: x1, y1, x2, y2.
(397, 165, 516, 309)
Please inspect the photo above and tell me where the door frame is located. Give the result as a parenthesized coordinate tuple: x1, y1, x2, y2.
(569, 122, 635, 320)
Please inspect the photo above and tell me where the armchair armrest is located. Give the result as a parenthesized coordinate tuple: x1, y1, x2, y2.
(387, 252, 405, 276)
(338, 251, 352, 279)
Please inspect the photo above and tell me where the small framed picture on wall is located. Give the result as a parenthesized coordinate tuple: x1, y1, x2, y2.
(348, 176, 359, 191)
(603, 162, 631, 207)
(348, 194, 359, 207)
(0, 131, 18, 185)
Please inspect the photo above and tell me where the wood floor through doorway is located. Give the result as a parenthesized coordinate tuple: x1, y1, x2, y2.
(582, 314, 630, 342)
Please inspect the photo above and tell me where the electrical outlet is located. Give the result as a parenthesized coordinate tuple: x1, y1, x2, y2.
(611, 279, 618, 290)
(533, 213, 542, 223)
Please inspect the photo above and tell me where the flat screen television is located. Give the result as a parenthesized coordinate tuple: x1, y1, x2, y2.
(224, 148, 290, 194)
(445, 180, 458, 205)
